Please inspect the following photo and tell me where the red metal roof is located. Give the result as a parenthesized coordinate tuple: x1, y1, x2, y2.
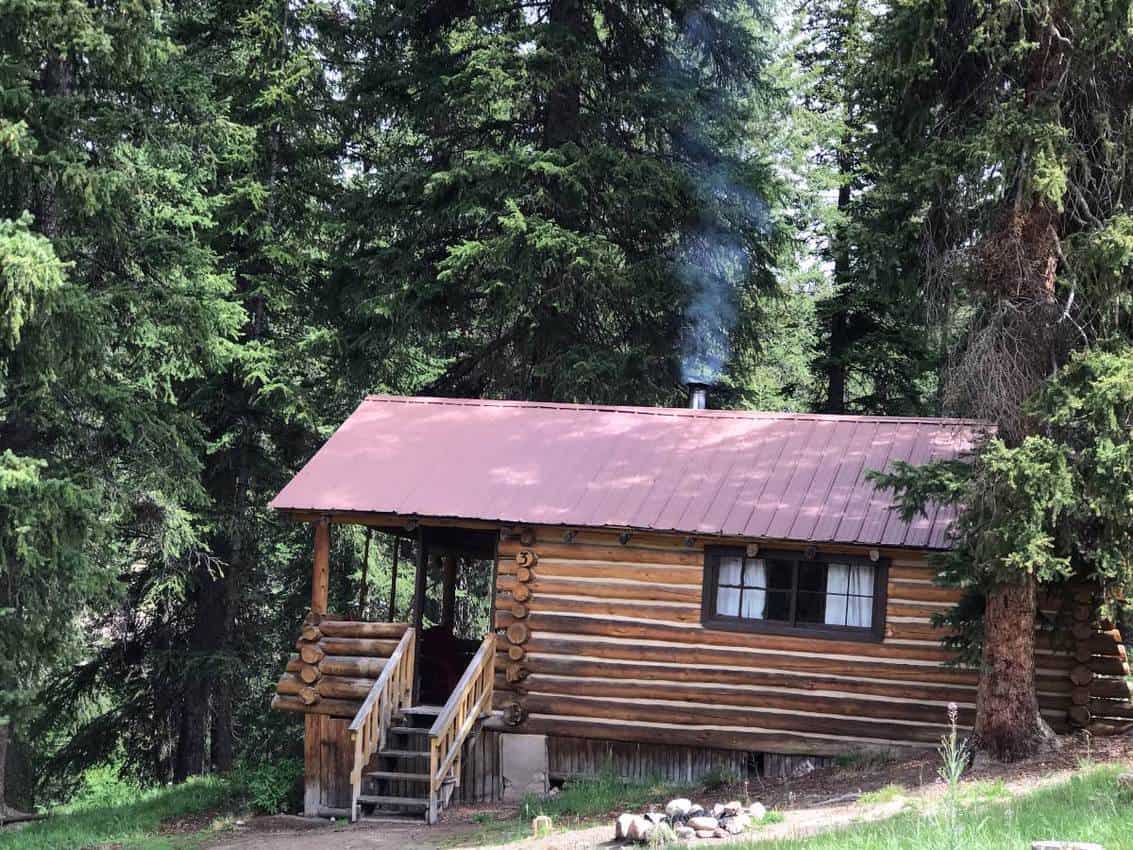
(270, 396, 988, 549)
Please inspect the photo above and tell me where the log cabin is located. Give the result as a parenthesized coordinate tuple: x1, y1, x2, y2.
(268, 395, 1133, 822)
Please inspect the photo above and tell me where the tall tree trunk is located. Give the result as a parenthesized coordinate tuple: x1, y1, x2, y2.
(543, 0, 584, 150)
(0, 720, 8, 816)
(822, 147, 854, 414)
(974, 578, 1057, 759)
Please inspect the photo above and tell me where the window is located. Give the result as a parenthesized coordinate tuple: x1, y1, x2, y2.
(702, 548, 886, 641)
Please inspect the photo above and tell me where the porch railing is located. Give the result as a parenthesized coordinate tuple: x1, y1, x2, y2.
(426, 633, 496, 822)
(347, 626, 416, 822)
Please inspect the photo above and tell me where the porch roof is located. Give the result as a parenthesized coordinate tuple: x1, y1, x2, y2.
(270, 396, 988, 550)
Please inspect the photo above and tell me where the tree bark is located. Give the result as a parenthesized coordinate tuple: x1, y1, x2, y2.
(0, 720, 8, 816)
(821, 146, 855, 414)
(542, 0, 585, 149)
(974, 578, 1057, 760)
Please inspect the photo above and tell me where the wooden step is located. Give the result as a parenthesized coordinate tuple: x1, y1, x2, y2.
(398, 705, 443, 716)
(357, 794, 428, 809)
(389, 725, 428, 736)
(378, 748, 428, 759)
(365, 769, 429, 781)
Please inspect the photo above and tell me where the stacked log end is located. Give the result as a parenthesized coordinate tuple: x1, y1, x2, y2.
(496, 543, 537, 724)
(273, 613, 408, 718)
(1066, 587, 1133, 732)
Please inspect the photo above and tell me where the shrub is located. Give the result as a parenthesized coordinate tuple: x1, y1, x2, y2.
(234, 757, 303, 815)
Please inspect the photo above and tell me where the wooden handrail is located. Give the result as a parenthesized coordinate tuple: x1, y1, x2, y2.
(348, 626, 415, 822)
(426, 633, 496, 822)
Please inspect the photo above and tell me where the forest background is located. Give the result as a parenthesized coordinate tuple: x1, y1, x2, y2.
(3, 0, 1133, 810)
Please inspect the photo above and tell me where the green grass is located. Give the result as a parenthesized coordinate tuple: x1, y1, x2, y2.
(0, 767, 242, 850)
(735, 763, 1133, 850)
(449, 772, 694, 846)
(857, 784, 907, 806)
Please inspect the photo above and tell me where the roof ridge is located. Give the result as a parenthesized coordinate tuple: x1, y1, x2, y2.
(361, 394, 992, 428)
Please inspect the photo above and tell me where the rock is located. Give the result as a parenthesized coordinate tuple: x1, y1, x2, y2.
(615, 813, 635, 840)
(626, 816, 655, 842)
(644, 812, 667, 826)
(1031, 843, 1105, 850)
(695, 830, 716, 839)
(793, 759, 816, 777)
(711, 803, 725, 819)
(675, 826, 696, 840)
(1118, 773, 1133, 788)
(720, 814, 750, 834)
(722, 801, 743, 817)
(713, 828, 729, 838)
(532, 815, 553, 837)
(688, 815, 719, 831)
(748, 802, 767, 821)
(666, 798, 694, 817)
(688, 804, 705, 816)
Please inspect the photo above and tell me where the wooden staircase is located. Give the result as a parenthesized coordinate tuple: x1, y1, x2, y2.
(348, 630, 496, 823)
(356, 705, 446, 820)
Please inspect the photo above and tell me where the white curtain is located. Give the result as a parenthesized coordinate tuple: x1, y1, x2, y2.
(741, 559, 767, 619)
(825, 563, 874, 627)
(716, 556, 743, 616)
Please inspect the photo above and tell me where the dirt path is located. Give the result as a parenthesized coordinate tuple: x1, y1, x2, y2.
(201, 735, 1133, 850)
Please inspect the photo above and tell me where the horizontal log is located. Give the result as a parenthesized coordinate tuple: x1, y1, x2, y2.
(516, 528, 935, 562)
(277, 673, 376, 701)
(498, 574, 701, 604)
(887, 602, 952, 620)
(502, 611, 959, 662)
(501, 673, 975, 726)
(514, 635, 980, 686)
(887, 565, 941, 582)
(498, 594, 702, 624)
(318, 620, 408, 639)
(508, 653, 979, 701)
(499, 540, 705, 566)
(271, 694, 361, 719)
(518, 694, 950, 744)
(499, 714, 923, 756)
(318, 654, 388, 678)
(1090, 656, 1130, 677)
(528, 561, 704, 586)
(886, 582, 962, 605)
(316, 636, 400, 657)
(883, 621, 955, 642)
(1091, 678, 1133, 699)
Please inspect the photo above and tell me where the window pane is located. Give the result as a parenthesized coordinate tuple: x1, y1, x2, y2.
(718, 556, 743, 586)
(764, 590, 792, 621)
(765, 559, 793, 590)
(716, 584, 741, 616)
(743, 558, 767, 588)
(798, 561, 827, 593)
(824, 563, 875, 628)
(740, 585, 766, 619)
(796, 590, 827, 624)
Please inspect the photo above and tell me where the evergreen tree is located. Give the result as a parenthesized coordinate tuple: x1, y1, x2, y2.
(337, 0, 783, 403)
(863, 0, 1133, 758)
(0, 0, 242, 806)
(28, 0, 350, 785)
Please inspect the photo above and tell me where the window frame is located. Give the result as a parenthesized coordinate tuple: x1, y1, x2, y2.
(700, 547, 888, 642)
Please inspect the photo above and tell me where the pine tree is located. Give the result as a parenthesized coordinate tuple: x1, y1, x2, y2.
(863, 0, 1133, 758)
(337, 0, 783, 403)
(0, 0, 243, 805)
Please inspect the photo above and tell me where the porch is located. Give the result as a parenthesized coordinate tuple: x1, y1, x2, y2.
(271, 519, 502, 823)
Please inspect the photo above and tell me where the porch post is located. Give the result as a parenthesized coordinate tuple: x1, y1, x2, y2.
(312, 517, 330, 615)
(441, 555, 458, 629)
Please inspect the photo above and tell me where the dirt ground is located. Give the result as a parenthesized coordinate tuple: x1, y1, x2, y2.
(201, 733, 1133, 850)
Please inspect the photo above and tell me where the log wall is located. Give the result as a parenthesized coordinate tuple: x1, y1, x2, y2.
(492, 527, 1113, 758)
